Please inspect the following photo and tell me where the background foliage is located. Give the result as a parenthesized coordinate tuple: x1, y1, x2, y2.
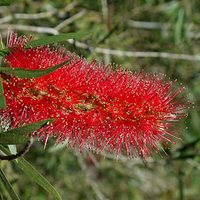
(0, 0, 200, 199)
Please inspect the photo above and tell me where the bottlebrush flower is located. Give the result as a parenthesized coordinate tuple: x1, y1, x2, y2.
(0, 31, 192, 161)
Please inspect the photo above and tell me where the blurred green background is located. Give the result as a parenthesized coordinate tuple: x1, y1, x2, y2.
(0, 0, 200, 199)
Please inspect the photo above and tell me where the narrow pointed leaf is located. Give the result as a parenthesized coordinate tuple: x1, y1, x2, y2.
(26, 32, 92, 48)
(0, 32, 92, 57)
(0, 0, 17, 6)
(0, 167, 20, 200)
(0, 133, 29, 144)
(0, 60, 70, 79)
(0, 49, 9, 57)
(0, 41, 7, 57)
(175, 8, 185, 43)
(4, 119, 56, 135)
(0, 145, 62, 200)
(0, 40, 6, 50)
(0, 78, 6, 109)
(0, 192, 3, 200)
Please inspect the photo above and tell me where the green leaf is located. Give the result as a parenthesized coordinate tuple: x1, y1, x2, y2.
(175, 8, 185, 43)
(0, 78, 6, 110)
(0, 32, 92, 57)
(0, 60, 70, 79)
(0, 145, 62, 200)
(26, 32, 92, 48)
(0, 133, 29, 144)
(0, 41, 6, 50)
(0, 49, 9, 57)
(4, 119, 56, 135)
(0, 0, 17, 6)
(0, 192, 3, 200)
(0, 167, 20, 200)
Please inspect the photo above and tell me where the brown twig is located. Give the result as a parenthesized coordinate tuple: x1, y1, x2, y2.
(0, 137, 34, 161)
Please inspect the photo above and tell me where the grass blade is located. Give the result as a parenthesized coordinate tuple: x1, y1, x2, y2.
(0, 167, 20, 200)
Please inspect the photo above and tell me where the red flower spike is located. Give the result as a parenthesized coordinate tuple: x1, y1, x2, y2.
(0, 31, 192, 161)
